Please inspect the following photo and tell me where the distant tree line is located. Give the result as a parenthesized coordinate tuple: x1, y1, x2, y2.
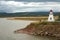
(58, 12, 60, 20)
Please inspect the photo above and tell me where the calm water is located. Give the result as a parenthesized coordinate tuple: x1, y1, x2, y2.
(0, 18, 56, 40)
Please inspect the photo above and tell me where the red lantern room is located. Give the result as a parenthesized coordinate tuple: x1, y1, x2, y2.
(50, 10, 53, 14)
(50, 10, 53, 12)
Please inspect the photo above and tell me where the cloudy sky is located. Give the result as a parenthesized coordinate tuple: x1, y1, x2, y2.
(0, 0, 60, 13)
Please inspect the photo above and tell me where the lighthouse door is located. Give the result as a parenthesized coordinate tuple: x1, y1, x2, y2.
(50, 17, 52, 20)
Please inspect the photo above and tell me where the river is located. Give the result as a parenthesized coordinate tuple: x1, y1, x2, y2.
(0, 18, 56, 40)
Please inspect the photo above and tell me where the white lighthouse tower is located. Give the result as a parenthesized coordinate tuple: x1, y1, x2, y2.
(48, 10, 55, 22)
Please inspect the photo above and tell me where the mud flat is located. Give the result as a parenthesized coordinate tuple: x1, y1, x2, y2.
(7, 16, 58, 21)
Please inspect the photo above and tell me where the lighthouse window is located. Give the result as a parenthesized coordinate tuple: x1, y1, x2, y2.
(50, 18, 52, 20)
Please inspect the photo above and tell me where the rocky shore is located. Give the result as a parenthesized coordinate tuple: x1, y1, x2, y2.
(14, 22, 60, 40)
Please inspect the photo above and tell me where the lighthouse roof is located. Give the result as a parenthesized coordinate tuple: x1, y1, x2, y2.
(50, 10, 53, 12)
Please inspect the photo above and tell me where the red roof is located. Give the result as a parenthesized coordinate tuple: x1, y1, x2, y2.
(50, 10, 53, 12)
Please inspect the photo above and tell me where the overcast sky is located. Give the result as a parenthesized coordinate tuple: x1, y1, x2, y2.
(0, 0, 60, 13)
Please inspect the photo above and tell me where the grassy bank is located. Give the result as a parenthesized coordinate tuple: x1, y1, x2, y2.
(15, 22, 60, 40)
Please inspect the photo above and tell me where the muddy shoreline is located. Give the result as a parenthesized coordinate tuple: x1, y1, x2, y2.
(14, 22, 60, 40)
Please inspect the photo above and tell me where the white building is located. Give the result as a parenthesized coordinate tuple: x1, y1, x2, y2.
(48, 10, 55, 22)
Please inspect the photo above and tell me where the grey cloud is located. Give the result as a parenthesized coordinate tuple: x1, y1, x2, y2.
(14, 0, 60, 2)
(0, 1, 60, 13)
(0, 0, 60, 2)
(0, 3, 15, 13)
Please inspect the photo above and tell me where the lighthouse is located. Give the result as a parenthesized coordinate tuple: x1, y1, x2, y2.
(48, 10, 55, 22)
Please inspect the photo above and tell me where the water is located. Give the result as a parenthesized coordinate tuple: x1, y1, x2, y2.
(0, 18, 56, 40)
